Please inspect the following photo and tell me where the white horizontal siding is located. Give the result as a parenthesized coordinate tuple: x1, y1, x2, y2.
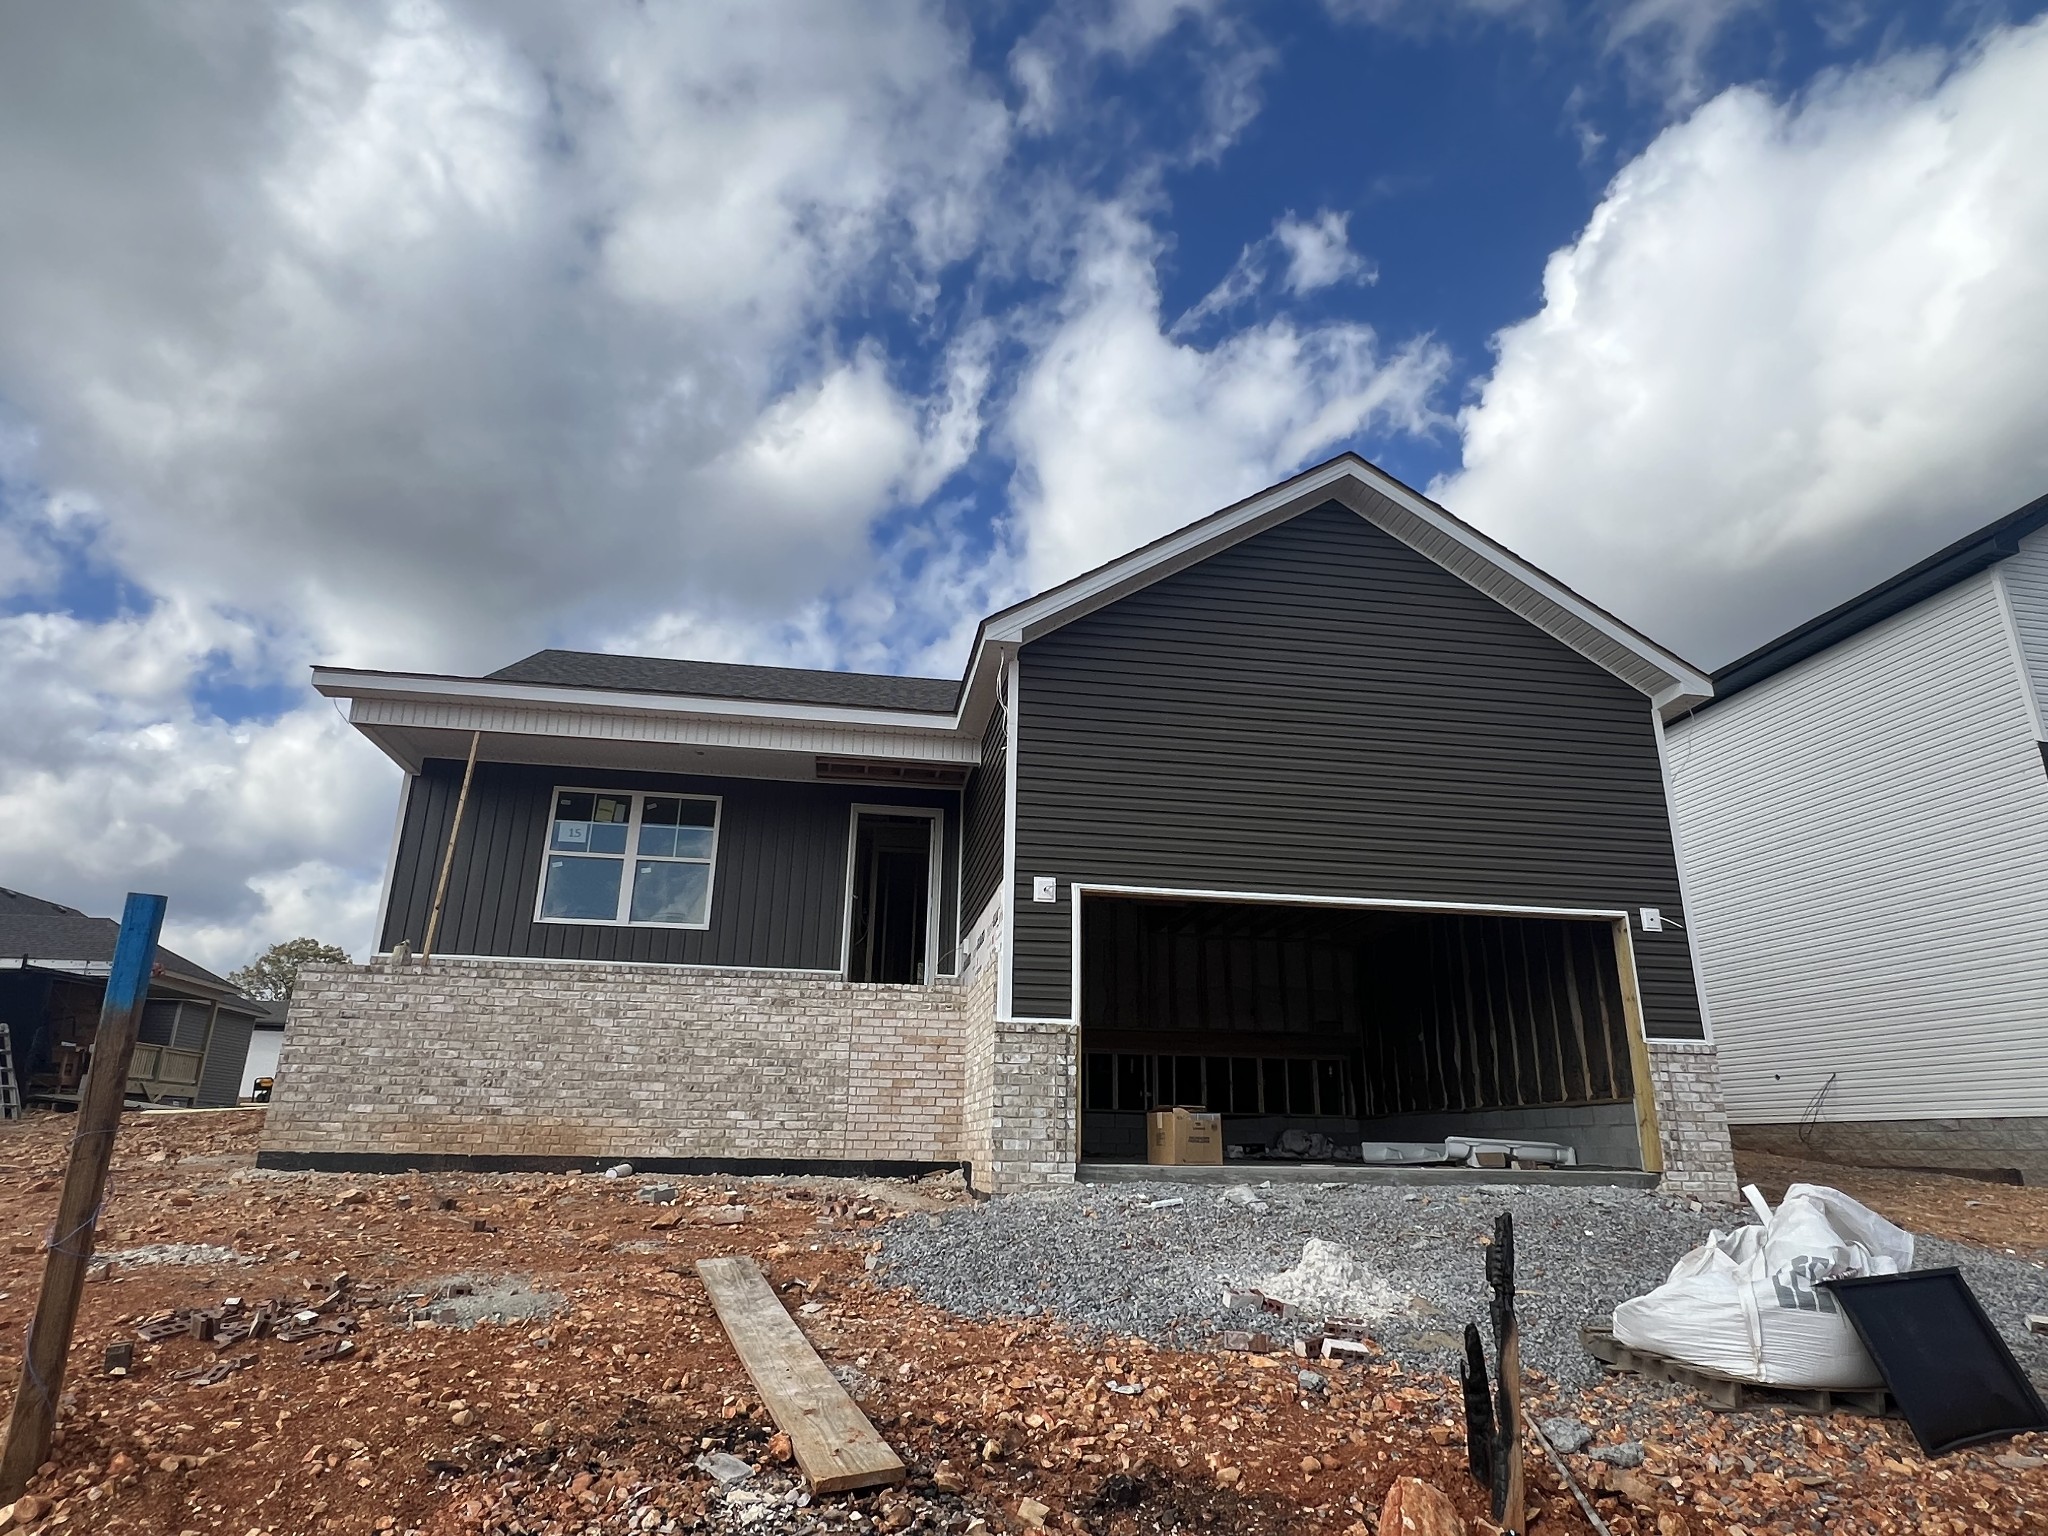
(1666, 571, 2048, 1124)
(348, 696, 980, 763)
(2000, 528, 2048, 731)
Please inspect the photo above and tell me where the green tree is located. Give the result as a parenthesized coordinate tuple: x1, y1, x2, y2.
(227, 937, 352, 1000)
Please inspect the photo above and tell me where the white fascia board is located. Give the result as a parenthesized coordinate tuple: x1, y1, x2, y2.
(312, 668, 972, 737)
(980, 458, 1713, 707)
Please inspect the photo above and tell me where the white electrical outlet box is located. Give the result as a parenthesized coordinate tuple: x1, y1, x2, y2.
(1032, 876, 1058, 903)
(1639, 907, 1664, 932)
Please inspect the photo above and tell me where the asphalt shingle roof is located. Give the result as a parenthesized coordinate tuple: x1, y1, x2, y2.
(0, 911, 232, 991)
(487, 649, 960, 713)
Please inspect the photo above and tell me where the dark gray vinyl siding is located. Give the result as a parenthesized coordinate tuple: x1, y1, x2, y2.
(1011, 501, 1706, 1039)
(382, 764, 960, 973)
(960, 703, 1007, 932)
(198, 1010, 255, 1108)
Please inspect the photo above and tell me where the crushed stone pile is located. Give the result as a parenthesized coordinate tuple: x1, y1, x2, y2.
(1251, 1237, 1407, 1321)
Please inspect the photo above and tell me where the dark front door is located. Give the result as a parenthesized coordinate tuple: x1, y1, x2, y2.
(847, 815, 932, 983)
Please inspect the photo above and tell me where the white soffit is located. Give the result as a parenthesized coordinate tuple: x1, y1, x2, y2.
(980, 456, 1711, 711)
(342, 695, 979, 768)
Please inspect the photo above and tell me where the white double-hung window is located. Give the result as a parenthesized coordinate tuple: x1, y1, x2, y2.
(537, 788, 719, 928)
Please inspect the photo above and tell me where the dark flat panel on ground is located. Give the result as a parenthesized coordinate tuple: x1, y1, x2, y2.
(1826, 1269, 2048, 1455)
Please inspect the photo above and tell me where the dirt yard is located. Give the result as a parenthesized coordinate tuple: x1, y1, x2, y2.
(0, 1110, 2041, 1536)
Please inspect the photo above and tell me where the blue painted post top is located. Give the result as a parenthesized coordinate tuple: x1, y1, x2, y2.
(106, 893, 169, 1010)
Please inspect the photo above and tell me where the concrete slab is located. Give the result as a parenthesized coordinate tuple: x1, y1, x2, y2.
(1077, 1160, 1661, 1190)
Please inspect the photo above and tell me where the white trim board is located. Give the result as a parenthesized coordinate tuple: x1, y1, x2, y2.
(998, 647, 1020, 1021)
(315, 667, 963, 734)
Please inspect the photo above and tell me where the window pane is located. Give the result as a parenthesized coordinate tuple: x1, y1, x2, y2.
(1288, 1059, 1315, 1115)
(1205, 1057, 1232, 1113)
(541, 856, 622, 920)
(552, 791, 629, 853)
(636, 798, 714, 859)
(1116, 1054, 1147, 1112)
(588, 795, 631, 853)
(1262, 1058, 1288, 1114)
(630, 859, 709, 924)
(1084, 1053, 1113, 1112)
(1317, 1060, 1347, 1117)
(643, 796, 715, 826)
(1232, 1058, 1260, 1115)
(551, 793, 594, 851)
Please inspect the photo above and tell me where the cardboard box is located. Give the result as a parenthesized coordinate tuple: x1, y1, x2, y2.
(1147, 1106, 1223, 1166)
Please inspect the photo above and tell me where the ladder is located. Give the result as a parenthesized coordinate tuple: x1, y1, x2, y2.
(0, 1026, 20, 1120)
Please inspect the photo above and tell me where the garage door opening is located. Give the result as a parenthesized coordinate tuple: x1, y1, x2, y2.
(1079, 894, 1653, 1170)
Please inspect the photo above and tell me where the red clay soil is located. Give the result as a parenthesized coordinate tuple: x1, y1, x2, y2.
(0, 1109, 2040, 1536)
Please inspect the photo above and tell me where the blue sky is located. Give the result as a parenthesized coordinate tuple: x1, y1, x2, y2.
(3, 0, 2047, 967)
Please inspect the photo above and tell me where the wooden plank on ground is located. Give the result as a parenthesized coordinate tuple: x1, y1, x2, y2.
(696, 1255, 905, 1494)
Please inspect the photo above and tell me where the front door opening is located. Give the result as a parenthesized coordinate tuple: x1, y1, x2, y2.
(847, 815, 933, 983)
(1079, 894, 1648, 1169)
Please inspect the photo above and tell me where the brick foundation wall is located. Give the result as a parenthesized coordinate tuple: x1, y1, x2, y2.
(262, 959, 966, 1168)
(960, 909, 999, 1192)
(1647, 1039, 1739, 1202)
(985, 1019, 1079, 1193)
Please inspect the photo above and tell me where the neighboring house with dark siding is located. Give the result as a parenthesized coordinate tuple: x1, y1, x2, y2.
(264, 454, 1739, 1197)
(1666, 490, 2048, 1184)
(0, 886, 260, 1110)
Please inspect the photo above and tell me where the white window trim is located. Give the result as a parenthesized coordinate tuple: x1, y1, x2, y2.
(533, 785, 722, 930)
(838, 804, 945, 985)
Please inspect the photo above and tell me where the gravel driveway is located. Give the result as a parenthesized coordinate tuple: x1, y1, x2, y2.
(877, 1178, 2048, 1395)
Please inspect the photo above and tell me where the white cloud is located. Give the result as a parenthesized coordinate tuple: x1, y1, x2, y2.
(0, 599, 395, 970)
(1274, 210, 1375, 295)
(0, 0, 1012, 678)
(1437, 16, 2048, 664)
(1009, 0, 1273, 162)
(1602, 0, 1768, 109)
(1008, 204, 1449, 588)
(0, 0, 1018, 966)
(1321, 0, 1766, 113)
(1175, 207, 1375, 334)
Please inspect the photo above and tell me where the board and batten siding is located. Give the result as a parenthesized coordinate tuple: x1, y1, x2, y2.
(383, 761, 959, 974)
(1666, 569, 2048, 1125)
(1010, 500, 1704, 1035)
(961, 703, 1008, 935)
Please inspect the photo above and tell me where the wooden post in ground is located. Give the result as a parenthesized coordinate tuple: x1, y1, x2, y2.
(420, 729, 481, 962)
(1487, 1211, 1525, 1535)
(0, 892, 166, 1502)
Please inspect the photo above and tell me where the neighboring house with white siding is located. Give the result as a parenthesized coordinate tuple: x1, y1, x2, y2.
(1666, 492, 2048, 1183)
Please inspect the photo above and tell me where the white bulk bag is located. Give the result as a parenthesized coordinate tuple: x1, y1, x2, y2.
(1611, 1183, 1914, 1389)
